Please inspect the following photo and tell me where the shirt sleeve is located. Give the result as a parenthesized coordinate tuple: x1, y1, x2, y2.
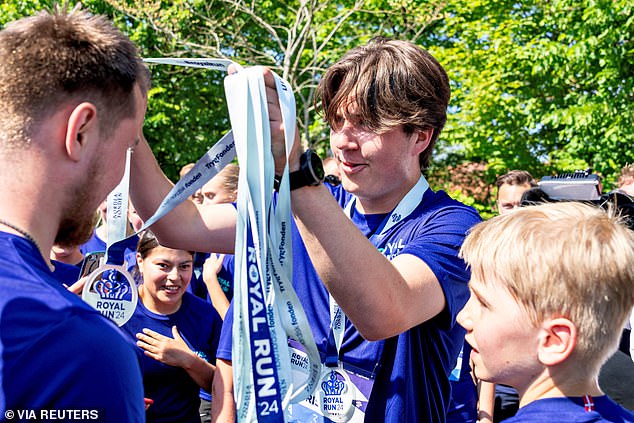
(216, 301, 234, 362)
(400, 203, 481, 329)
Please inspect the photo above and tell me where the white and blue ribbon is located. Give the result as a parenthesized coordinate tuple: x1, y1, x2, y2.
(102, 58, 321, 422)
(226, 67, 320, 422)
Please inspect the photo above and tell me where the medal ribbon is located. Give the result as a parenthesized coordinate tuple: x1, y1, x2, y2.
(104, 147, 133, 265)
(103, 58, 320, 422)
(226, 67, 320, 422)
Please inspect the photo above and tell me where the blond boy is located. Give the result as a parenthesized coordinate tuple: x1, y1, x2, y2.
(458, 202, 634, 422)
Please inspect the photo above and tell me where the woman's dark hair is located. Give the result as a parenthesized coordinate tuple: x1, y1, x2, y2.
(132, 230, 194, 282)
(136, 230, 195, 259)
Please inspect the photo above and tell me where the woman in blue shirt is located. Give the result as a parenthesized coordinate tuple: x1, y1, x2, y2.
(122, 231, 222, 423)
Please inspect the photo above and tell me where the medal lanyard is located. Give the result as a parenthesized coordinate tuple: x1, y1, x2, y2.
(105, 58, 241, 266)
(104, 147, 133, 265)
(326, 176, 430, 365)
(122, 58, 321, 422)
(226, 68, 320, 422)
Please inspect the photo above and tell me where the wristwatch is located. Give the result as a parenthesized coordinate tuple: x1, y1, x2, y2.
(275, 149, 325, 191)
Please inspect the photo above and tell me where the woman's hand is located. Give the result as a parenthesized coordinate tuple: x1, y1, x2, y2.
(136, 326, 194, 368)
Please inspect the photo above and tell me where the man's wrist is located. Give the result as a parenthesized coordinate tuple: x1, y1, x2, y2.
(274, 150, 324, 191)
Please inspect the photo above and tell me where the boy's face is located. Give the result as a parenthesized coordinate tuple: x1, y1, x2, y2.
(457, 276, 542, 389)
(329, 103, 423, 208)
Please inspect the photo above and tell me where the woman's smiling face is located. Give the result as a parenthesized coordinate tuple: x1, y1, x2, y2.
(137, 246, 193, 315)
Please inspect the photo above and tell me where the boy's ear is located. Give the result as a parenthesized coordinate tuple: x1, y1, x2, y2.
(537, 317, 577, 366)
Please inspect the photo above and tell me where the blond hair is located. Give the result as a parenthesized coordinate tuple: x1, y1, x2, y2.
(461, 202, 634, 371)
(617, 164, 634, 188)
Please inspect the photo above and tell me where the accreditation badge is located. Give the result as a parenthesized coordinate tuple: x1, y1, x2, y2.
(287, 341, 374, 422)
(82, 264, 138, 326)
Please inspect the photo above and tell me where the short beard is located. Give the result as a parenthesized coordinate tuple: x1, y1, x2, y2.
(54, 159, 102, 247)
(55, 211, 96, 247)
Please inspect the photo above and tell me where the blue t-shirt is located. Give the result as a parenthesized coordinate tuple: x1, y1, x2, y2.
(0, 232, 145, 422)
(217, 184, 481, 422)
(121, 292, 223, 423)
(187, 252, 235, 303)
(447, 341, 478, 423)
(186, 252, 234, 403)
(50, 259, 82, 286)
(505, 396, 634, 422)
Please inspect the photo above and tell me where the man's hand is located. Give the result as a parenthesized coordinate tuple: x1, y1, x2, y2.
(226, 64, 302, 178)
(63, 276, 88, 295)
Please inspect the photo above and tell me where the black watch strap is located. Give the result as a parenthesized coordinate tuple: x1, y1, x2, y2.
(274, 149, 324, 191)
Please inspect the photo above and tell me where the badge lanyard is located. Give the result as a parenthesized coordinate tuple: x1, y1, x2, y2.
(226, 67, 320, 422)
(327, 176, 430, 365)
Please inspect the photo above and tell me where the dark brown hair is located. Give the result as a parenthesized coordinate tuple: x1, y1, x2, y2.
(495, 170, 537, 189)
(316, 37, 450, 169)
(136, 230, 194, 259)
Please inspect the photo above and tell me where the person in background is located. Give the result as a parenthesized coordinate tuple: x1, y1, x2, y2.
(323, 156, 342, 186)
(596, 163, 634, 410)
(122, 230, 222, 423)
(80, 199, 141, 272)
(477, 169, 538, 422)
(188, 163, 239, 318)
(51, 243, 85, 267)
(179, 162, 201, 203)
(191, 163, 239, 423)
(458, 201, 634, 422)
(50, 243, 84, 288)
(0, 5, 148, 419)
(495, 170, 537, 214)
(615, 164, 633, 357)
(192, 163, 239, 207)
(615, 164, 634, 197)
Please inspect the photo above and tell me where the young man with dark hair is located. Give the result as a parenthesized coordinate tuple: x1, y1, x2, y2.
(495, 170, 537, 214)
(131, 37, 481, 422)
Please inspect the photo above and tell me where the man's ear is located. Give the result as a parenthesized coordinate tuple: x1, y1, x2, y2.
(65, 103, 97, 162)
(537, 317, 577, 366)
(413, 128, 434, 156)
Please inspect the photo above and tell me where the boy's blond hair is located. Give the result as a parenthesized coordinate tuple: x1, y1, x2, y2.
(461, 202, 634, 373)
